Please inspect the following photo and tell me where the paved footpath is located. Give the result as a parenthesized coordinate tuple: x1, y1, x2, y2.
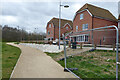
(7, 43, 75, 78)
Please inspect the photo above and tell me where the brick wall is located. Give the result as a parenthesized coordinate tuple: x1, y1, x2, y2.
(73, 10, 92, 32)
(93, 17, 118, 45)
(46, 23, 54, 39)
(46, 23, 72, 40)
(73, 10, 118, 45)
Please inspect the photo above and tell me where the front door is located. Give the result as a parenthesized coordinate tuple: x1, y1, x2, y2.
(74, 37, 76, 42)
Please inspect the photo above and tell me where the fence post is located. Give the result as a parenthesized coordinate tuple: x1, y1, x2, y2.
(69, 41, 71, 48)
(80, 43, 82, 49)
(94, 44, 96, 49)
(113, 44, 115, 51)
(62, 34, 67, 69)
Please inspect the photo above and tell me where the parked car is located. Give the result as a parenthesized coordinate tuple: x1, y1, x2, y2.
(52, 39, 58, 45)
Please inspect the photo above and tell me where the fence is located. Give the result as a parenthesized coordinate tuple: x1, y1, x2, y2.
(62, 25, 119, 80)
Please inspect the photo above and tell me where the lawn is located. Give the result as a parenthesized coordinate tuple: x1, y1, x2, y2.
(2, 42, 21, 79)
(46, 49, 120, 79)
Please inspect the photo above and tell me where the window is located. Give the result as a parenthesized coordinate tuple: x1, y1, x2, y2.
(76, 26, 78, 32)
(66, 27, 68, 30)
(48, 31, 50, 35)
(80, 13, 84, 20)
(76, 34, 89, 42)
(49, 24, 51, 28)
(82, 24, 88, 30)
(85, 35, 89, 42)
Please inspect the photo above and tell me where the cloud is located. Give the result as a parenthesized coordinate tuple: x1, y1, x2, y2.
(2, 15, 18, 23)
(118, 1, 120, 14)
(0, 1, 119, 33)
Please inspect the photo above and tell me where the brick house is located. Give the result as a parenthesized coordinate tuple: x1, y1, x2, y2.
(46, 17, 73, 41)
(70, 3, 118, 45)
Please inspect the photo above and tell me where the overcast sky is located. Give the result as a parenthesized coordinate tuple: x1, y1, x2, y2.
(0, 0, 120, 33)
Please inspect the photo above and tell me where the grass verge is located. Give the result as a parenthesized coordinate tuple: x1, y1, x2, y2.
(45, 49, 120, 79)
(2, 42, 21, 79)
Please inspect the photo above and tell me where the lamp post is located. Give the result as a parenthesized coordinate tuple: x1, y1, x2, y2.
(59, 1, 69, 50)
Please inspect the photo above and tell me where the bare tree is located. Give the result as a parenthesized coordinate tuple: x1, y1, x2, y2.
(2, 25, 46, 42)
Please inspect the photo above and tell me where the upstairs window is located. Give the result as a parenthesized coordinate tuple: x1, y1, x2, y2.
(82, 24, 88, 30)
(66, 26, 68, 30)
(80, 13, 84, 20)
(76, 26, 78, 32)
(49, 24, 51, 28)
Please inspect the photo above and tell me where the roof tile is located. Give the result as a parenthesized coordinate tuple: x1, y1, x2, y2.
(48, 17, 73, 28)
(77, 3, 117, 21)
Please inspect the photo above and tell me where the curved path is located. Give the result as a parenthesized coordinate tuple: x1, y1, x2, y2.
(7, 43, 75, 78)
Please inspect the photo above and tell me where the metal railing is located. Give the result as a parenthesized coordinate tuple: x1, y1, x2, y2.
(62, 25, 119, 80)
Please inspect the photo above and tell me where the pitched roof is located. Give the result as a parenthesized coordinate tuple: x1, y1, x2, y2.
(76, 3, 117, 21)
(48, 17, 73, 28)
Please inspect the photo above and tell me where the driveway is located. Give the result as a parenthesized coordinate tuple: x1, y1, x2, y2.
(7, 43, 75, 78)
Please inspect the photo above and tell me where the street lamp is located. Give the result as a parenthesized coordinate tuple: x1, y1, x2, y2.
(59, 2, 69, 50)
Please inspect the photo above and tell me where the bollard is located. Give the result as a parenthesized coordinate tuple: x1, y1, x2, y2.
(50, 41, 52, 45)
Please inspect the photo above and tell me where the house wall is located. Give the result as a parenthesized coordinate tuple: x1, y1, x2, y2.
(93, 17, 118, 45)
(73, 10, 93, 44)
(54, 24, 72, 40)
(73, 10, 118, 45)
(93, 17, 118, 28)
(46, 23, 54, 40)
(46, 23, 72, 40)
(54, 27, 59, 40)
(61, 24, 72, 35)
(73, 10, 92, 32)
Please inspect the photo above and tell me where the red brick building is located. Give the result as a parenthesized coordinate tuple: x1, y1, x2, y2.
(70, 3, 118, 45)
(46, 17, 73, 41)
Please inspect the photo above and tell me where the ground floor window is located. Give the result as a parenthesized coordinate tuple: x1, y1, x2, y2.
(76, 34, 89, 42)
(85, 35, 89, 42)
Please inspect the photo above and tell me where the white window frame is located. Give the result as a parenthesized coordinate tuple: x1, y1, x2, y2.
(82, 24, 88, 30)
(76, 34, 89, 42)
(80, 13, 84, 20)
(76, 26, 78, 32)
(49, 24, 51, 28)
(66, 26, 68, 30)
